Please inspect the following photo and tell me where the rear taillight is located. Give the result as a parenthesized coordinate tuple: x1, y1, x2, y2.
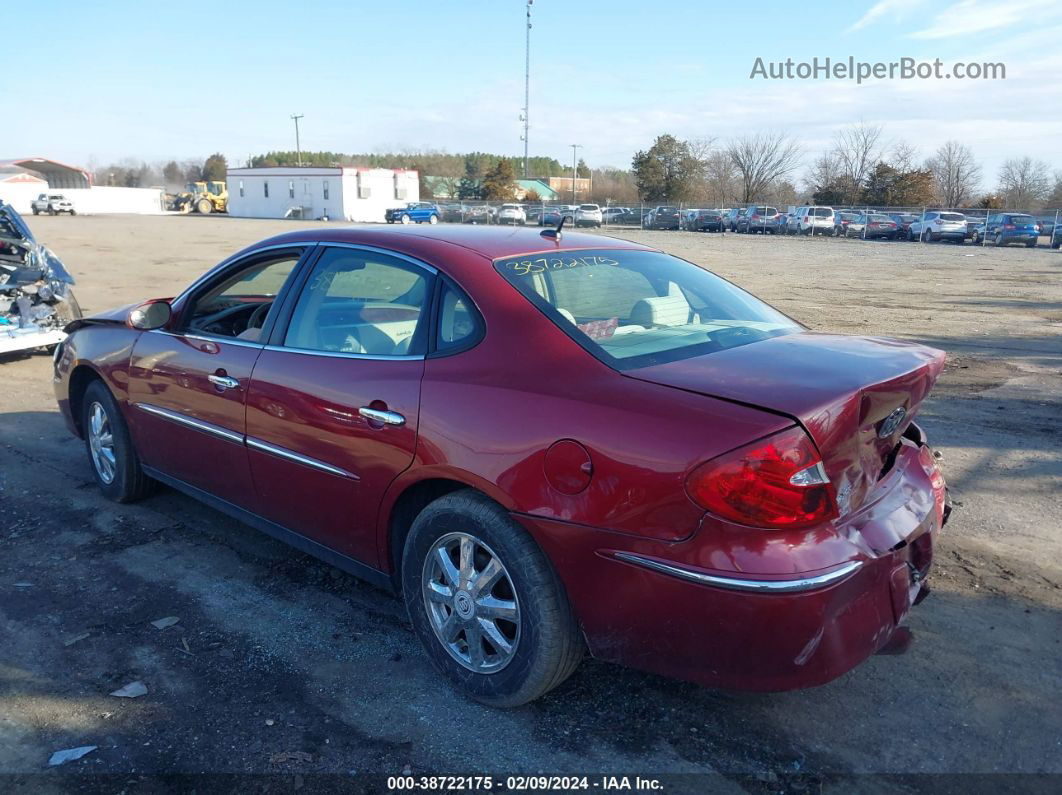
(1004, 224, 1015, 230)
(685, 426, 838, 529)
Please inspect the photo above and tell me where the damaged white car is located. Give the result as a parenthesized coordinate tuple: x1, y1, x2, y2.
(0, 200, 81, 356)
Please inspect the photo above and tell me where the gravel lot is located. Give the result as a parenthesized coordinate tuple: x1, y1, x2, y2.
(2, 215, 1060, 786)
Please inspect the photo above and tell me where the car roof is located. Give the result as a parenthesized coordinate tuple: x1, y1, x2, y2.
(244, 224, 654, 262)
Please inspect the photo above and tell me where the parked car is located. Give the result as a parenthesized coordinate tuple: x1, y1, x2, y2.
(440, 204, 466, 223)
(55, 225, 949, 706)
(737, 206, 780, 234)
(601, 207, 628, 224)
(888, 213, 920, 238)
(974, 213, 1040, 247)
(1052, 225, 1062, 249)
(908, 211, 967, 242)
(540, 206, 576, 227)
(767, 212, 790, 235)
(1036, 215, 1057, 237)
(496, 204, 527, 226)
(688, 209, 725, 232)
(792, 206, 835, 236)
(644, 206, 681, 230)
(833, 211, 865, 238)
(464, 205, 496, 225)
(0, 201, 82, 355)
(31, 193, 76, 216)
(724, 207, 747, 232)
(385, 202, 440, 225)
(574, 204, 603, 228)
(858, 213, 900, 240)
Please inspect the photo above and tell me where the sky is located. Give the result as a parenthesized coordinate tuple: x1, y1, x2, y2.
(4, 0, 1061, 188)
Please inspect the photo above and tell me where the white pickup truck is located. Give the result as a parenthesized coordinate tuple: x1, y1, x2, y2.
(31, 193, 76, 215)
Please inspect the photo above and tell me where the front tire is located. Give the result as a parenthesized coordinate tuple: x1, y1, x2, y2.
(402, 491, 583, 708)
(401, 213, 411, 224)
(81, 380, 154, 503)
(429, 214, 438, 224)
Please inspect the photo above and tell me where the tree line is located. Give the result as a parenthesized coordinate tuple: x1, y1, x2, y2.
(91, 154, 228, 191)
(627, 124, 1062, 210)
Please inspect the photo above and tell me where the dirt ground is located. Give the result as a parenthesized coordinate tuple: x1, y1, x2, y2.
(1, 215, 1060, 787)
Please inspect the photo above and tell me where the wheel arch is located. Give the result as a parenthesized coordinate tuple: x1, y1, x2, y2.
(67, 363, 108, 437)
(378, 469, 518, 588)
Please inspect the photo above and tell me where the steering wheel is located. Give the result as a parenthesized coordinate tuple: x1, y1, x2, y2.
(246, 302, 271, 333)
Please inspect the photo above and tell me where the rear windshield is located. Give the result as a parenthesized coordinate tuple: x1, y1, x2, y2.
(869, 214, 892, 221)
(939, 212, 965, 221)
(579, 205, 599, 211)
(1008, 214, 1035, 224)
(494, 249, 800, 370)
(812, 208, 832, 217)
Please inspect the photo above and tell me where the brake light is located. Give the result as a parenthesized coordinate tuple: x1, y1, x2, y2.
(1004, 224, 1015, 230)
(685, 427, 838, 529)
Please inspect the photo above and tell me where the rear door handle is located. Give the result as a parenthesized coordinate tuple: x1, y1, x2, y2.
(359, 407, 406, 426)
(208, 374, 240, 390)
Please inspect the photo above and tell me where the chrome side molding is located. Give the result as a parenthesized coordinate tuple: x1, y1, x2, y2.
(245, 436, 359, 480)
(134, 403, 244, 444)
(611, 552, 863, 593)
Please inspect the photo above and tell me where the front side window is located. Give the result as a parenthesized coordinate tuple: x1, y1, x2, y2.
(239, 180, 244, 197)
(264, 181, 269, 198)
(323, 180, 330, 200)
(284, 247, 431, 356)
(185, 254, 302, 340)
(288, 181, 295, 199)
(495, 249, 800, 370)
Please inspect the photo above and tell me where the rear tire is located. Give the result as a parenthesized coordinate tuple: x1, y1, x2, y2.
(1026, 239, 1037, 248)
(402, 490, 583, 708)
(81, 380, 155, 503)
(429, 214, 438, 224)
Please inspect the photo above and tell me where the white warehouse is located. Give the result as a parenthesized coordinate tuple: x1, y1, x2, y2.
(226, 166, 419, 222)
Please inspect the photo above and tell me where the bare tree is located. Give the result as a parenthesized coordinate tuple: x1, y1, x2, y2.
(889, 141, 920, 174)
(833, 122, 885, 197)
(926, 141, 982, 207)
(703, 151, 738, 206)
(726, 132, 802, 203)
(997, 157, 1051, 208)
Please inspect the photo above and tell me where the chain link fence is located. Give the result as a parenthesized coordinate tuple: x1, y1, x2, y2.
(422, 199, 1060, 247)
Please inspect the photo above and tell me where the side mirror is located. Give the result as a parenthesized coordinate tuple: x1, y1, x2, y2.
(128, 300, 172, 330)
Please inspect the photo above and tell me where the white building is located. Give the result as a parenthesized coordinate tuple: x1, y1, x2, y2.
(226, 166, 419, 222)
(0, 157, 164, 215)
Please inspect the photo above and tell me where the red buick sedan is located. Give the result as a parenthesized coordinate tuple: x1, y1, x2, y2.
(54, 225, 949, 706)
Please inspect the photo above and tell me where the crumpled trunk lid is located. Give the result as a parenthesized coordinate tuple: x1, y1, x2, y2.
(629, 332, 946, 518)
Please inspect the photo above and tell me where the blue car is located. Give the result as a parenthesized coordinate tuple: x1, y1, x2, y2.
(385, 202, 440, 224)
(974, 212, 1040, 247)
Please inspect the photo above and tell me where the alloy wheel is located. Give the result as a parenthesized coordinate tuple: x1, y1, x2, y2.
(88, 401, 116, 484)
(422, 532, 521, 674)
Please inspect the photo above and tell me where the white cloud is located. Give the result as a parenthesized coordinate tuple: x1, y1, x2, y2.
(909, 0, 1043, 40)
(846, 0, 917, 33)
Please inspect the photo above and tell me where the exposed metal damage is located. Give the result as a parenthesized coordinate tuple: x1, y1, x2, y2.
(0, 200, 81, 356)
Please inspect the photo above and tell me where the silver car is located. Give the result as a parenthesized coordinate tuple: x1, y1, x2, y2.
(574, 204, 603, 228)
(908, 211, 967, 243)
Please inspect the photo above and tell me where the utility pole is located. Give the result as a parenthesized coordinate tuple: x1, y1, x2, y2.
(290, 114, 304, 166)
(571, 144, 582, 204)
(521, 0, 533, 178)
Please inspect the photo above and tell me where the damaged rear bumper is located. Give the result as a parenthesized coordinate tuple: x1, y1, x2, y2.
(514, 437, 948, 692)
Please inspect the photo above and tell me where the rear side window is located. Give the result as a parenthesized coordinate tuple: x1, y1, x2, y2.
(436, 281, 481, 352)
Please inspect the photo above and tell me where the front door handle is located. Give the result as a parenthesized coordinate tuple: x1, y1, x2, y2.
(359, 407, 406, 426)
(208, 374, 240, 390)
